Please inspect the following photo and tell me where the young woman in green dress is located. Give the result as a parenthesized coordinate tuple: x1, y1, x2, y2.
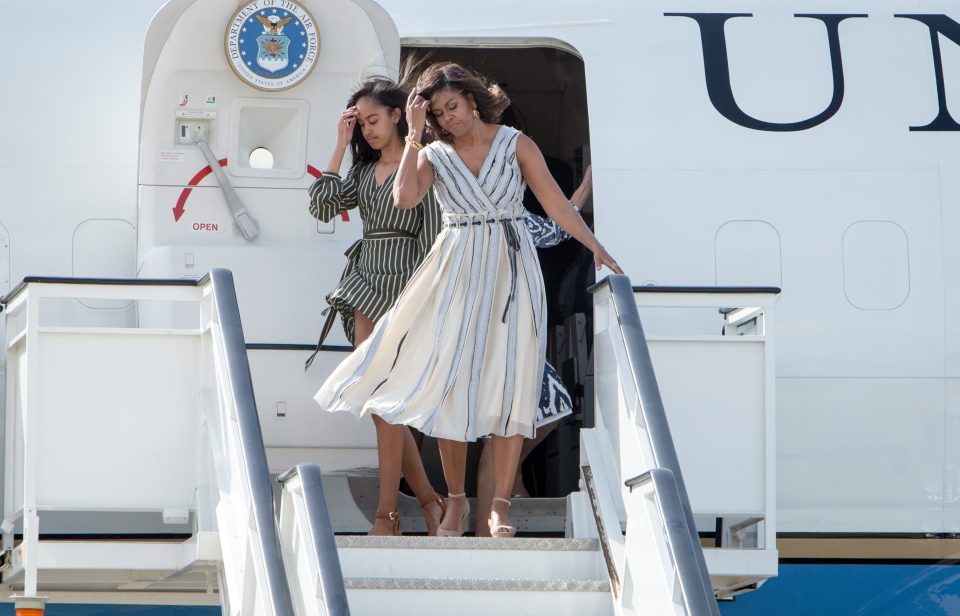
(308, 78, 446, 535)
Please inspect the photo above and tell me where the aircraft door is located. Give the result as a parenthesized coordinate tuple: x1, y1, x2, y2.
(138, 0, 397, 343)
(137, 0, 399, 462)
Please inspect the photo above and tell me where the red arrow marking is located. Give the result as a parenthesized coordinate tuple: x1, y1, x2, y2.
(174, 162, 350, 222)
(174, 158, 227, 221)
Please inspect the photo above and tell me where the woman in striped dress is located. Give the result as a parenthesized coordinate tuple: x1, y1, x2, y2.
(315, 63, 620, 537)
(308, 78, 447, 536)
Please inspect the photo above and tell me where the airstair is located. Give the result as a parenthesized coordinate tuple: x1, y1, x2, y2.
(0, 270, 776, 615)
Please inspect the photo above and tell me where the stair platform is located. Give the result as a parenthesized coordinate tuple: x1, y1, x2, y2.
(337, 536, 612, 615)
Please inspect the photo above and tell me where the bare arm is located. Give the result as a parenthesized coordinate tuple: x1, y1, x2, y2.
(393, 91, 435, 209)
(394, 149, 435, 209)
(325, 106, 358, 174)
(569, 164, 592, 210)
(517, 136, 621, 273)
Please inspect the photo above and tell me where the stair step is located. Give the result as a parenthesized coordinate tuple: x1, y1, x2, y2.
(344, 577, 609, 591)
(336, 536, 606, 581)
(336, 536, 598, 551)
(344, 577, 613, 616)
(342, 481, 568, 533)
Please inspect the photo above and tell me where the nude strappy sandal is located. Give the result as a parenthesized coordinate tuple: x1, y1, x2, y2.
(489, 496, 517, 538)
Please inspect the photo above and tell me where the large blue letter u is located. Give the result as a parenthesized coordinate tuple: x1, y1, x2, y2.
(665, 13, 866, 132)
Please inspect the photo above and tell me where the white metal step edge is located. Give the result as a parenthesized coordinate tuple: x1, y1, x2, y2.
(335, 536, 599, 551)
(343, 577, 611, 592)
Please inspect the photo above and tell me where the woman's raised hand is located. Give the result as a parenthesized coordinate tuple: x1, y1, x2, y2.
(570, 164, 593, 210)
(580, 165, 593, 196)
(337, 107, 358, 147)
(406, 90, 429, 138)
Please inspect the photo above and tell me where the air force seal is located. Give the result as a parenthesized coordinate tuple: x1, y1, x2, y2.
(226, 0, 319, 91)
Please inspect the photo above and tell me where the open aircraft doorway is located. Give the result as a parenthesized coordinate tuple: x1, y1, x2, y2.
(402, 43, 594, 503)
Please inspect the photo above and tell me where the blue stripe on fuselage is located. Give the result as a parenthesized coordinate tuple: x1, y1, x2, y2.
(721, 563, 960, 615)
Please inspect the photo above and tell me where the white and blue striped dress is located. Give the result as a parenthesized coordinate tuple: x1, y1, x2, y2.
(315, 125, 551, 441)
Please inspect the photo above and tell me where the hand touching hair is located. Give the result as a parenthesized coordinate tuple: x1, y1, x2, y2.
(414, 62, 511, 143)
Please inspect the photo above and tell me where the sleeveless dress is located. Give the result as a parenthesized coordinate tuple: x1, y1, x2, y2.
(314, 126, 547, 441)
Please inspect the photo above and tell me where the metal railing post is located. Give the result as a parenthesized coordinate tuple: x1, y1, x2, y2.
(589, 274, 721, 616)
(278, 464, 350, 616)
(205, 269, 296, 615)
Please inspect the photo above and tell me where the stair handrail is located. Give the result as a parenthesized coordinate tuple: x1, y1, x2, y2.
(203, 268, 296, 614)
(0, 271, 298, 613)
(0, 275, 206, 606)
(277, 464, 350, 616)
(589, 274, 719, 616)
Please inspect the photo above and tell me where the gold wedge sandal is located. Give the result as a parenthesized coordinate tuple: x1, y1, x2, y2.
(436, 492, 469, 537)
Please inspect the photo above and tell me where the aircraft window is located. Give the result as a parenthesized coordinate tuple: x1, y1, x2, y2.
(843, 221, 910, 310)
(715, 220, 782, 287)
(249, 147, 274, 169)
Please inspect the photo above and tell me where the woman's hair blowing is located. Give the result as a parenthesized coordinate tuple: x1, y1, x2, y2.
(415, 62, 511, 142)
(346, 78, 409, 164)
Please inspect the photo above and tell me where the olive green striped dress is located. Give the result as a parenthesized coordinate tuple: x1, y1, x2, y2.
(308, 162, 441, 346)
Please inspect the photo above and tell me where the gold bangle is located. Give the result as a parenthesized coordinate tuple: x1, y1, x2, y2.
(405, 135, 424, 150)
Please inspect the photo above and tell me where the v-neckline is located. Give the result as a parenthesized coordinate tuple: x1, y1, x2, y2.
(449, 125, 505, 182)
(373, 164, 398, 190)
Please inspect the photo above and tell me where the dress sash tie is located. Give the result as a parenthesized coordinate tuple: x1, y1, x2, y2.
(442, 211, 524, 323)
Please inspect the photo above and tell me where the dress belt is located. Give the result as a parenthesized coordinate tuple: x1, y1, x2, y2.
(443, 213, 523, 323)
(442, 211, 525, 227)
(364, 228, 418, 240)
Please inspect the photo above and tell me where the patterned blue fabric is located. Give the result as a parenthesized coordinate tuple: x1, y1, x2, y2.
(526, 215, 573, 425)
(538, 361, 573, 424)
(524, 213, 570, 249)
(525, 213, 573, 425)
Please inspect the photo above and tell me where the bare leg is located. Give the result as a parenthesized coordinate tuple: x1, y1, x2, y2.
(513, 423, 558, 497)
(355, 310, 402, 536)
(353, 309, 375, 346)
(476, 439, 494, 537)
(489, 434, 524, 535)
(401, 428, 444, 535)
(370, 415, 405, 535)
(356, 310, 443, 534)
(477, 423, 558, 535)
(437, 439, 469, 535)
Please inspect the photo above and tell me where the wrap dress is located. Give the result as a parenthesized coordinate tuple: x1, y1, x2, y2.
(315, 126, 558, 440)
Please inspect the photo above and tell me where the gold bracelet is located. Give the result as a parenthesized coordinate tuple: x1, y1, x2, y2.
(405, 135, 424, 150)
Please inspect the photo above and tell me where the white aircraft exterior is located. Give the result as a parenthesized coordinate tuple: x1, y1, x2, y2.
(3, 0, 960, 613)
